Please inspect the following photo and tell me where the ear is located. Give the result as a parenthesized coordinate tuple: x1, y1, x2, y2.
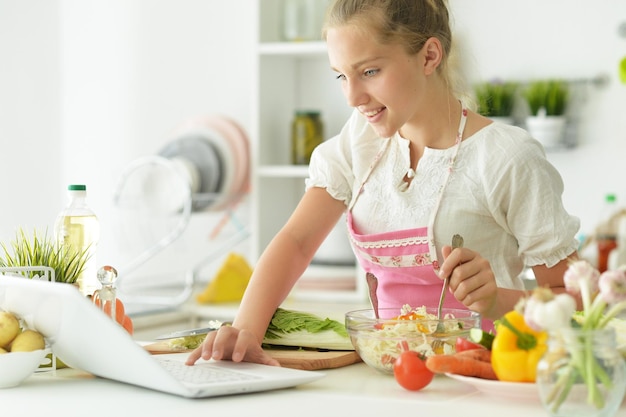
(422, 37, 443, 75)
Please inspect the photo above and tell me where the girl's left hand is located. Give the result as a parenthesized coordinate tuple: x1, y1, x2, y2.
(439, 245, 498, 317)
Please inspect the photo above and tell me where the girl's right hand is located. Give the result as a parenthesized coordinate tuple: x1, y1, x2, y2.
(185, 325, 280, 367)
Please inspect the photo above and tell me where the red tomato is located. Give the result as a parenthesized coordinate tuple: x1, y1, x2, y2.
(393, 350, 434, 391)
(455, 337, 486, 353)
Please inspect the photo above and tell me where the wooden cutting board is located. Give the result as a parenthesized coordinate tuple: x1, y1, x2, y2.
(143, 341, 361, 370)
(264, 349, 361, 370)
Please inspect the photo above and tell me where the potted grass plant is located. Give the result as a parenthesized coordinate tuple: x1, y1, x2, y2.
(0, 228, 90, 284)
(474, 80, 518, 125)
(0, 228, 92, 369)
(523, 79, 570, 149)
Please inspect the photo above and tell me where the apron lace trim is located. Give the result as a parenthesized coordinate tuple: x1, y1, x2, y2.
(352, 249, 434, 268)
(349, 235, 429, 249)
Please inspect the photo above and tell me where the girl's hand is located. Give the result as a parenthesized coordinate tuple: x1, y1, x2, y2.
(439, 245, 498, 317)
(185, 325, 280, 367)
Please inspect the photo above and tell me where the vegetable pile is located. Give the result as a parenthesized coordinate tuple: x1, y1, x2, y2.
(424, 329, 498, 380)
(425, 309, 551, 383)
(414, 265, 626, 389)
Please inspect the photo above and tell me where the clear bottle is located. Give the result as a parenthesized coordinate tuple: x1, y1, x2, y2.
(596, 193, 618, 272)
(54, 184, 100, 296)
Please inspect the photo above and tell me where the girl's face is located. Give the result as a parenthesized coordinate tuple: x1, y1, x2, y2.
(326, 25, 430, 139)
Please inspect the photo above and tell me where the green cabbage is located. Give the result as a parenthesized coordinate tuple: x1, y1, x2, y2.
(263, 308, 352, 350)
(168, 334, 206, 350)
(166, 308, 354, 351)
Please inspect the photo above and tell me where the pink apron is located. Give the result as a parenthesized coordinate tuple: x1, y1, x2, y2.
(347, 108, 488, 326)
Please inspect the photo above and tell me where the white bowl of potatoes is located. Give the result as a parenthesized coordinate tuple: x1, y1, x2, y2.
(0, 311, 47, 388)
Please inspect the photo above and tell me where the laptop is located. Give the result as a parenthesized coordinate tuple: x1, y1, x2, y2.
(0, 275, 323, 398)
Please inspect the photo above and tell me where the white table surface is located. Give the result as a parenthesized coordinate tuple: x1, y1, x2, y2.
(8, 357, 622, 417)
(5, 290, 624, 417)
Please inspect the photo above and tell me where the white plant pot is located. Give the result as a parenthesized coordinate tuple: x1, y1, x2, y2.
(525, 115, 567, 149)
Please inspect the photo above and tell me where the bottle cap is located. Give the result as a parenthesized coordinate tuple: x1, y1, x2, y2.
(68, 184, 87, 191)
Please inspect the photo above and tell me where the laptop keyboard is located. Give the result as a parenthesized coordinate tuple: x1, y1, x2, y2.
(157, 358, 261, 385)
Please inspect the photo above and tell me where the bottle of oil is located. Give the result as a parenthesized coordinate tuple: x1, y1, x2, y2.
(54, 184, 100, 296)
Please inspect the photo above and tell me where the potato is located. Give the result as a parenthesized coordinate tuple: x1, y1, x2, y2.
(10, 329, 45, 352)
(0, 311, 20, 348)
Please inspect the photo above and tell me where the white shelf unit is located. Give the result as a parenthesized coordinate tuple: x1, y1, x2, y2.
(251, 0, 366, 302)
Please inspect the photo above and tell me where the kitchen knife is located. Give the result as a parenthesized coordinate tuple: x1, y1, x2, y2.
(155, 321, 228, 340)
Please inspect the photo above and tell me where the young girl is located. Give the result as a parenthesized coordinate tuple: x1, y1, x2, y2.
(187, 0, 579, 367)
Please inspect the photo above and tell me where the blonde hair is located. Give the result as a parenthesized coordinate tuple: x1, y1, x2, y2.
(322, 0, 469, 104)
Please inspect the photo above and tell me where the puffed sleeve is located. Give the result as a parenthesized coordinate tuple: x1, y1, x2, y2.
(482, 126, 580, 267)
(305, 109, 368, 206)
(305, 137, 353, 206)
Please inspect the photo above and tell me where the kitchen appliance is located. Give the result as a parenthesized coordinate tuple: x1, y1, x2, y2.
(111, 115, 250, 309)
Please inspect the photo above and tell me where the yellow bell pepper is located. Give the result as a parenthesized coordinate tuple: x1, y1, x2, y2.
(491, 310, 547, 382)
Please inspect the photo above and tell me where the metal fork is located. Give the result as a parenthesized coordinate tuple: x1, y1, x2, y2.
(435, 234, 464, 333)
(430, 234, 464, 353)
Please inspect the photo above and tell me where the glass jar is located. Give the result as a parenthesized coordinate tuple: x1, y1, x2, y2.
(536, 327, 626, 417)
(291, 111, 324, 165)
(281, 0, 325, 42)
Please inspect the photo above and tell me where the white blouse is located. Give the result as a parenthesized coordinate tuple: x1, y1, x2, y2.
(305, 109, 580, 290)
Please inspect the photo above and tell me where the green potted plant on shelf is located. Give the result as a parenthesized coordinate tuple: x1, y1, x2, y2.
(523, 79, 570, 149)
(474, 80, 518, 124)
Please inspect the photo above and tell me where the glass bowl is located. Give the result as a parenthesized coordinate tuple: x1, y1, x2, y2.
(345, 307, 481, 374)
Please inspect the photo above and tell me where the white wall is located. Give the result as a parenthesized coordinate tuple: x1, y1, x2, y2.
(57, 0, 255, 284)
(450, 0, 626, 239)
(1, 0, 255, 285)
(0, 0, 61, 239)
(1, 0, 625, 279)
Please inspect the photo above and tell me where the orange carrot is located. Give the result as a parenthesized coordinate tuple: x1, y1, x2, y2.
(425, 353, 498, 380)
(454, 348, 492, 363)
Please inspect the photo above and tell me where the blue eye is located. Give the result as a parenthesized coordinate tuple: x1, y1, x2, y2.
(364, 69, 378, 77)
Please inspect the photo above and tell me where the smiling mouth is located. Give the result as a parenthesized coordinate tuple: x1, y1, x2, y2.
(361, 107, 385, 117)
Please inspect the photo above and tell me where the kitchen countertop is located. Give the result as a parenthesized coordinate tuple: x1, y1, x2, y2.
(6, 359, 581, 417)
(6, 292, 624, 416)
